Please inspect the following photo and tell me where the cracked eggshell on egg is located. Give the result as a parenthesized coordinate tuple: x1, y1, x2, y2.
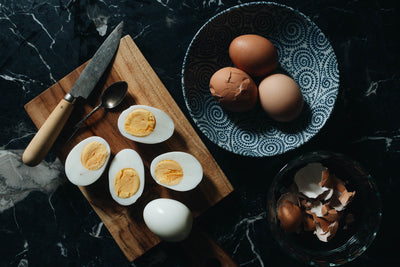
(118, 105, 174, 144)
(65, 136, 110, 186)
(150, 151, 203, 191)
(108, 149, 145, 206)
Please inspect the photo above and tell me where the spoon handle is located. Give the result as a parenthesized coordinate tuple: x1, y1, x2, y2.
(66, 104, 102, 143)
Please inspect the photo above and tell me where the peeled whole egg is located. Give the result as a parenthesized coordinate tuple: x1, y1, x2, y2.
(65, 136, 110, 186)
(150, 151, 203, 191)
(108, 149, 145, 206)
(118, 105, 174, 144)
(209, 67, 258, 112)
(143, 198, 193, 242)
(258, 73, 304, 122)
(229, 34, 279, 77)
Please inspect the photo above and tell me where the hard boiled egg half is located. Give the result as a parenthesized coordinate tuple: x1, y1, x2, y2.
(143, 198, 193, 242)
(150, 151, 203, 191)
(108, 149, 145, 206)
(65, 136, 110, 186)
(118, 105, 174, 144)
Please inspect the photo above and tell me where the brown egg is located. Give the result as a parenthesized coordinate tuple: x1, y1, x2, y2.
(209, 67, 258, 112)
(277, 200, 302, 233)
(229, 34, 279, 77)
(258, 74, 304, 122)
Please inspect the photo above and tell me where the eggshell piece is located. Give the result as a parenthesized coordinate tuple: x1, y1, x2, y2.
(143, 198, 193, 242)
(258, 74, 304, 122)
(314, 220, 339, 242)
(108, 149, 145, 206)
(294, 163, 329, 198)
(229, 34, 279, 77)
(150, 152, 203, 191)
(339, 190, 356, 206)
(65, 136, 110, 186)
(319, 168, 331, 188)
(323, 208, 340, 222)
(310, 200, 324, 218)
(118, 105, 174, 144)
(209, 67, 258, 112)
(300, 199, 313, 210)
(278, 163, 357, 242)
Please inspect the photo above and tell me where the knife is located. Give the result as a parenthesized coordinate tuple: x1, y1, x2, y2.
(22, 21, 124, 167)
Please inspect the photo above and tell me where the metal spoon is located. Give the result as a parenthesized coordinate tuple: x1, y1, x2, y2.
(67, 81, 128, 141)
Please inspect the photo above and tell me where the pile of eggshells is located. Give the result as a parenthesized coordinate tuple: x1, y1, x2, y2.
(209, 34, 304, 122)
(64, 104, 203, 242)
(277, 163, 356, 242)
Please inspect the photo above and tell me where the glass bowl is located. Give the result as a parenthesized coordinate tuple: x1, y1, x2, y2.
(266, 151, 382, 266)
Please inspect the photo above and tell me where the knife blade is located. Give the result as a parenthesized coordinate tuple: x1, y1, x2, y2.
(22, 21, 124, 166)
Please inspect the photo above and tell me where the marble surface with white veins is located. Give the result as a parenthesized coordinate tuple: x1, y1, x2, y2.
(0, 0, 399, 266)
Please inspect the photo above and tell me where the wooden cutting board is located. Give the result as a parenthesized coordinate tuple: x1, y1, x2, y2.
(24, 35, 234, 262)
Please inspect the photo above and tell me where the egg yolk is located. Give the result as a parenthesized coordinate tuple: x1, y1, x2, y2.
(154, 160, 183, 186)
(124, 108, 156, 137)
(81, 142, 108, 170)
(114, 168, 140, 198)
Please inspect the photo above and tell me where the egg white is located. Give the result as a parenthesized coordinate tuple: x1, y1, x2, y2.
(117, 105, 174, 144)
(65, 136, 110, 186)
(150, 151, 203, 191)
(108, 149, 145, 206)
(143, 198, 193, 242)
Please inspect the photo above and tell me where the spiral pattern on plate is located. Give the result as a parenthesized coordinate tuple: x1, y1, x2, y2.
(310, 25, 330, 52)
(227, 9, 243, 28)
(194, 62, 216, 91)
(199, 122, 217, 142)
(205, 100, 232, 128)
(280, 16, 306, 47)
(297, 68, 318, 93)
(181, 2, 339, 157)
(259, 137, 285, 155)
(231, 126, 260, 150)
(283, 134, 302, 147)
(310, 107, 329, 132)
(186, 89, 205, 116)
(213, 26, 233, 51)
(253, 11, 275, 33)
(323, 52, 340, 83)
(292, 48, 316, 70)
(325, 93, 337, 108)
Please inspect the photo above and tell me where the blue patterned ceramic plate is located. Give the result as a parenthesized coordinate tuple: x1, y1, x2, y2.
(181, 2, 339, 157)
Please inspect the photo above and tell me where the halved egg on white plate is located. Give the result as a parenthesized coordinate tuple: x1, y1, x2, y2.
(117, 105, 174, 144)
(108, 149, 145, 206)
(150, 151, 203, 191)
(65, 136, 110, 186)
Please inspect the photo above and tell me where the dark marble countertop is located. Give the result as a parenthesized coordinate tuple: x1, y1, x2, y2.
(1, 0, 399, 266)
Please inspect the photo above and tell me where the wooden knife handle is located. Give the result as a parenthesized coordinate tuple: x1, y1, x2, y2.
(22, 99, 74, 166)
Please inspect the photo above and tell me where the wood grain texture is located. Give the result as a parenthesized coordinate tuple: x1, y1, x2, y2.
(24, 35, 234, 262)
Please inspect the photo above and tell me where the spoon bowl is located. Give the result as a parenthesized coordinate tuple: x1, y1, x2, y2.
(68, 81, 128, 141)
(101, 81, 128, 109)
